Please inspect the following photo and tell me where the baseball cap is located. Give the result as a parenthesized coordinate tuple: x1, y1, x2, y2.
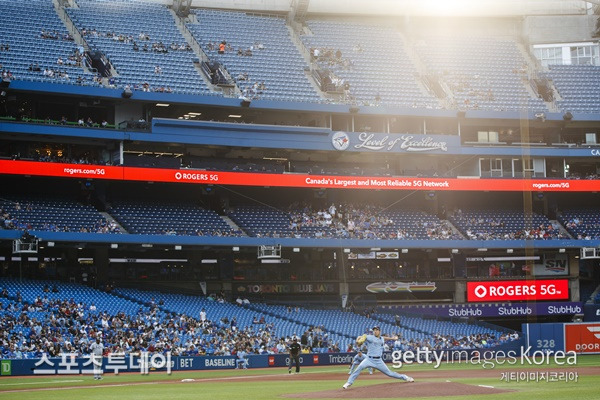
(372, 326, 380, 330)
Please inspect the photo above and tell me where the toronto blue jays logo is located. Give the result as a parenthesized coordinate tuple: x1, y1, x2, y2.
(332, 131, 350, 151)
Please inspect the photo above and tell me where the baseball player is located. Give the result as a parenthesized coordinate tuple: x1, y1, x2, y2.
(90, 337, 104, 380)
(348, 350, 373, 375)
(288, 337, 301, 374)
(343, 326, 413, 389)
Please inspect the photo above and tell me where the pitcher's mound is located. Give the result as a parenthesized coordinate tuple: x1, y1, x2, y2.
(285, 381, 513, 398)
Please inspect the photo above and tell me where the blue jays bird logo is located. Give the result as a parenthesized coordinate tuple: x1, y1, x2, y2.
(332, 132, 350, 151)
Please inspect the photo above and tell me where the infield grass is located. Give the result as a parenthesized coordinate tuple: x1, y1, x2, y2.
(0, 355, 597, 400)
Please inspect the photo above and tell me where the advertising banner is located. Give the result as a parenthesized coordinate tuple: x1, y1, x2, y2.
(467, 279, 569, 302)
(532, 254, 569, 276)
(1, 160, 599, 192)
(387, 301, 582, 318)
(329, 132, 458, 153)
(584, 304, 600, 322)
(366, 281, 437, 293)
(234, 283, 337, 294)
(348, 251, 399, 259)
(564, 322, 600, 354)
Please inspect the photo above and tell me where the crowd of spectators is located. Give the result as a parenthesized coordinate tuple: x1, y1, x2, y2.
(0, 283, 519, 360)
(239, 81, 267, 101)
(391, 331, 519, 353)
(2, 113, 113, 129)
(232, 41, 264, 57)
(451, 209, 567, 240)
(282, 203, 460, 240)
(31, 151, 106, 165)
(310, 47, 352, 69)
(149, 228, 243, 237)
(0, 291, 336, 359)
(40, 30, 74, 41)
(80, 29, 192, 54)
(562, 216, 600, 240)
(567, 172, 600, 180)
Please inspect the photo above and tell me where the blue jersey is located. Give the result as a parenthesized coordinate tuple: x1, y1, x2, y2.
(364, 334, 384, 357)
(352, 353, 367, 363)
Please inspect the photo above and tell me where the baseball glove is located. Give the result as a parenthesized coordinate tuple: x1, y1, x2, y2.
(356, 334, 367, 346)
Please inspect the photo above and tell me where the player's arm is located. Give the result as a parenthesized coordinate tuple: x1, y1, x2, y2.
(382, 334, 399, 341)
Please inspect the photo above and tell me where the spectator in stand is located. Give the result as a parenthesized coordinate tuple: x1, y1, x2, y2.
(218, 41, 226, 54)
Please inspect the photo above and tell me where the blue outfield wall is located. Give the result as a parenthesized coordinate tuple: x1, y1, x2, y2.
(0, 346, 526, 377)
(523, 323, 566, 354)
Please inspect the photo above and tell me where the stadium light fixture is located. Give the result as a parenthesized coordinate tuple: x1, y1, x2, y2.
(401, 249, 408, 254)
(506, 248, 513, 253)
(293, 248, 300, 252)
(48, 242, 54, 247)
(559, 248, 566, 253)
(155, 103, 170, 107)
(110, 243, 118, 249)
(232, 246, 240, 252)
(201, 259, 218, 264)
(174, 245, 182, 250)
(477, 248, 488, 252)
(228, 114, 242, 118)
(451, 249, 459, 254)
(343, 248, 351, 253)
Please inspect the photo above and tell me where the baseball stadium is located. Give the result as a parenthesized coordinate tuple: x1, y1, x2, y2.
(0, 0, 599, 399)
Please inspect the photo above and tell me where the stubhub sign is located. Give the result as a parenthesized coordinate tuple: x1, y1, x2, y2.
(386, 301, 582, 318)
(467, 279, 569, 302)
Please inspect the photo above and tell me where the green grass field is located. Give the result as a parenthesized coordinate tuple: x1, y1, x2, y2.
(0, 355, 597, 400)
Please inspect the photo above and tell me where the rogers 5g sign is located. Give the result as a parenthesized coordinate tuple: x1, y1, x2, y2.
(467, 280, 569, 302)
